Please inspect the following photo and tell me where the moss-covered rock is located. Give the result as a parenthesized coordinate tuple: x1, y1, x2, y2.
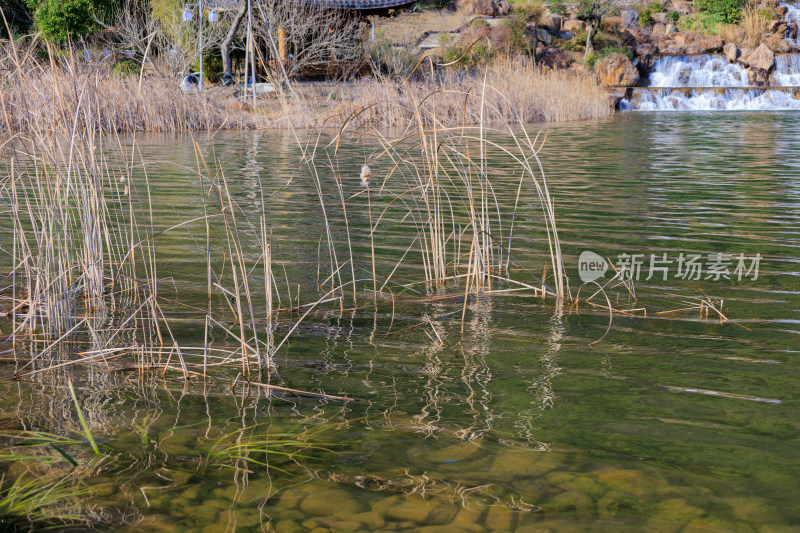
(300, 490, 367, 516)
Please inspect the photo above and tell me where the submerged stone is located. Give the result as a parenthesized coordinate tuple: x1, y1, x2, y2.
(274, 519, 302, 533)
(424, 441, 482, 463)
(300, 490, 366, 516)
(485, 506, 516, 530)
(489, 449, 562, 480)
(451, 506, 484, 532)
(654, 498, 705, 523)
(385, 500, 434, 523)
(541, 490, 594, 516)
(683, 517, 756, 533)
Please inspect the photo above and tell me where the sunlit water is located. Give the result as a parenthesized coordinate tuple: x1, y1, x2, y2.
(1, 112, 799, 532)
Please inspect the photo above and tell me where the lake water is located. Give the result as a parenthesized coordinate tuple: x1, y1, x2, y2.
(1, 112, 799, 532)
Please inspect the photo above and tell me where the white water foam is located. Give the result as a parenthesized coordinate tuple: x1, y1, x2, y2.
(632, 88, 800, 110)
(780, 2, 800, 48)
(649, 55, 748, 87)
(775, 54, 800, 85)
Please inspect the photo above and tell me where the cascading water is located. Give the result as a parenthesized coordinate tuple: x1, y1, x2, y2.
(632, 87, 800, 110)
(648, 55, 748, 87)
(775, 54, 800, 85)
(624, 4, 800, 111)
(780, 2, 800, 48)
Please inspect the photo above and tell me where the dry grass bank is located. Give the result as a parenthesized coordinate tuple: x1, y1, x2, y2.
(2, 40, 610, 134)
(276, 59, 612, 129)
(0, 41, 262, 134)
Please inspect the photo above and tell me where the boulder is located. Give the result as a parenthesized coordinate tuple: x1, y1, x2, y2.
(664, 22, 678, 34)
(769, 20, 788, 35)
(790, 23, 799, 39)
(622, 9, 639, 28)
(760, 32, 797, 52)
(635, 43, 658, 56)
(538, 46, 575, 69)
(724, 42, 740, 63)
(652, 12, 667, 24)
(775, 5, 788, 17)
(747, 67, 771, 85)
(544, 14, 563, 31)
(455, 0, 511, 16)
(563, 19, 586, 32)
(739, 43, 775, 71)
(684, 44, 703, 54)
(674, 33, 691, 44)
(695, 36, 723, 52)
(653, 22, 667, 35)
(528, 24, 553, 45)
(593, 52, 640, 86)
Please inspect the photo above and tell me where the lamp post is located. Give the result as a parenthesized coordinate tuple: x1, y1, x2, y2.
(182, 0, 219, 92)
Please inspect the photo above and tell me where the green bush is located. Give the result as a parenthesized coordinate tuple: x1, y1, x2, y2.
(600, 44, 633, 59)
(549, 0, 567, 15)
(694, 0, 744, 23)
(112, 59, 140, 77)
(637, 1, 666, 26)
(202, 54, 223, 84)
(503, 4, 544, 55)
(667, 10, 680, 22)
(585, 52, 599, 68)
(676, 11, 721, 33)
(27, 0, 115, 42)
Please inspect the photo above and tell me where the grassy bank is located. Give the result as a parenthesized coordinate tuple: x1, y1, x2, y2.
(279, 58, 612, 129)
(1, 39, 611, 134)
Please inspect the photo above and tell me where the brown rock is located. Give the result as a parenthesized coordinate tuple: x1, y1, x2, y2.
(723, 42, 739, 63)
(760, 32, 796, 53)
(636, 43, 658, 56)
(776, 5, 788, 17)
(593, 52, 640, 86)
(653, 23, 667, 35)
(544, 14, 563, 31)
(739, 42, 775, 71)
(664, 22, 677, 34)
(538, 47, 575, 69)
(769, 20, 788, 35)
(563, 19, 585, 33)
(455, 0, 511, 16)
(695, 36, 723, 52)
(674, 33, 691, 44)
(684, 44, 703, 55)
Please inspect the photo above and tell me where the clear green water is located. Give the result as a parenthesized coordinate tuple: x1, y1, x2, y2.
(1, 112, 799, 532)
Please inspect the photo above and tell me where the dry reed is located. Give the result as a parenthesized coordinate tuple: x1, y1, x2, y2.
(278, 58, 612, 129)
(0, 39, 263, 134)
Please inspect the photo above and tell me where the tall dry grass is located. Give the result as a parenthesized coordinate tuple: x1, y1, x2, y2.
(279, 58, 612, 129)
(739, 5, 773, 48)
(0, 39, 262, 134)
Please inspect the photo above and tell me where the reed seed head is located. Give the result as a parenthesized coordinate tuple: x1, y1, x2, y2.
(360, 165, 371, 188)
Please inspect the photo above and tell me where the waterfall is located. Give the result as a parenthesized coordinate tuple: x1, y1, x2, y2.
(623, 7, 800, 111)
(775, 54, 800, 85)
(631, 88, 800, 110)
(781, 2, 800, 48)
(648, 55, 748, 87)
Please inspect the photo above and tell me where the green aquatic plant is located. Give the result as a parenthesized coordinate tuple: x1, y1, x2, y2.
(202, 425, 332, 473)
(67, 381, 100, 457)
(0, 473, 87, 530)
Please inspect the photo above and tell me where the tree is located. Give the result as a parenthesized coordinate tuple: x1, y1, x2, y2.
(0, 0, 34, 37)
(26, 0, 116, 42)
(220, 1, 247, 85)
(575, 0, 622, 69)
(251, 0, 363, 80)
